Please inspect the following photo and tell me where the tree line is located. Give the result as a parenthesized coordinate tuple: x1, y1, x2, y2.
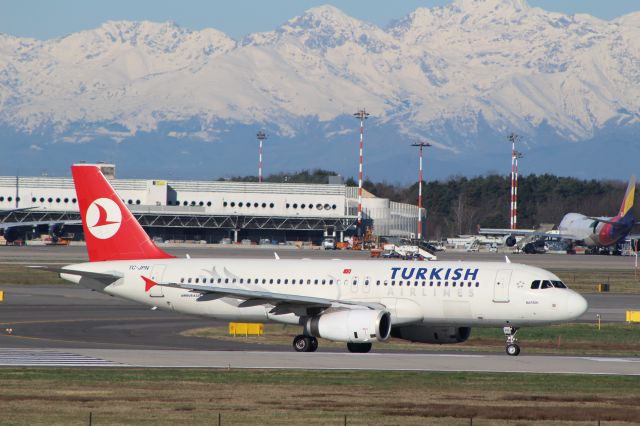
(223, 170, 636, 239)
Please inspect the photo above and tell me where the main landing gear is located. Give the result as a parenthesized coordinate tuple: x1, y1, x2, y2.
(293, 335, 318, 352)
(503, 326, 521, 356)
(292, 336, 373, 353)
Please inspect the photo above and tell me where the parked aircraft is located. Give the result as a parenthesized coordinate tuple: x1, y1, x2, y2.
(480, 176, 637, 254)
(36, 165, 588, 355)
(0, 207, 79, 244)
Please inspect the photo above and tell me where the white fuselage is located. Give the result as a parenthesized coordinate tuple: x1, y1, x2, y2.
(60, 258, 587, 329)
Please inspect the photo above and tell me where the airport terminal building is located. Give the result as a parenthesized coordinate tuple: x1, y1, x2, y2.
(0, 164, 423, 244)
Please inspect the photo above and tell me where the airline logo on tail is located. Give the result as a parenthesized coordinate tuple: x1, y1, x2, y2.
(619, 175, 636, 217)
(86, 198, 122, 239)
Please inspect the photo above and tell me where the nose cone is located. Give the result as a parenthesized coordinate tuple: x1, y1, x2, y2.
(567, 292, 588, 320)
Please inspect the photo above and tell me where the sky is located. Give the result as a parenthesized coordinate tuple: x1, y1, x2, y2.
(2, 0, 638, 40)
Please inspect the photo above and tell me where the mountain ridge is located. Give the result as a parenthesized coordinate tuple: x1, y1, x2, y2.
(0, 0, 638, 181)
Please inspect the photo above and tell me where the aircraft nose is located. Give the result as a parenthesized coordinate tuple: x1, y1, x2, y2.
(567, 292, 588, 319)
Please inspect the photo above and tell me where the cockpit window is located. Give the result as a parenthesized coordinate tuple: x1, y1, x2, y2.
(541, 280, 554, 289)
(552, 280, 567, 289)
(530, 280, 540, 289)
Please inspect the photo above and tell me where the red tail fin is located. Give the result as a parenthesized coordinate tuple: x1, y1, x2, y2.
(71, 165, 173, 262)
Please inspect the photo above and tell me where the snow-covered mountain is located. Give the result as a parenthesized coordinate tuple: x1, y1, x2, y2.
(1, 0, 638, 181)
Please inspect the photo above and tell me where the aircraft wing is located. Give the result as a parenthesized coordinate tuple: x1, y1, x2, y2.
(0, 219, 81, 228)
(0, 220, 82, 232)
(156, 281, 385, 314)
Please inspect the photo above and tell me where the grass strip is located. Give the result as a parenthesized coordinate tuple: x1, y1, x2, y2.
(1, 369, 639, 425)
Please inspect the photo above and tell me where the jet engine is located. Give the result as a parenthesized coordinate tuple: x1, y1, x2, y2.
(0, 227, 19, 243)
(504, 235, 517, 247)
(306, 309, 391, 343)
(391, 325, 471, 344)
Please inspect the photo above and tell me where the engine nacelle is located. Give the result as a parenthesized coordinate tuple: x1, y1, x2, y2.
(504, 235, 517, 247)
(391, 325, 471, 344)
(306, 309, 391, 343)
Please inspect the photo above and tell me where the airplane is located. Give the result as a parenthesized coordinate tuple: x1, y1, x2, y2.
(480, 176, 637, 254)
(35, 164, 588, 356)
(0, 207, 80, 245)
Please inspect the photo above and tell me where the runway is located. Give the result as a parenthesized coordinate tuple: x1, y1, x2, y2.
(2, 244, 638, 271)
(0, 348, 638, 375)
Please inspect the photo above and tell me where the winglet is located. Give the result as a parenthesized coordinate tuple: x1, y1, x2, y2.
(505, 256, 511, 264)
(274, 252, 280, 260)
(142, 276, 157, 292)
(618, 175, 636, 217)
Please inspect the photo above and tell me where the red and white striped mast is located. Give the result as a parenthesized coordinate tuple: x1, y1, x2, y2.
(256, 130, 267, 183)
(353, 109, 370, 230)
(411, 141, 431, 240)
(508, 133, 522, 230)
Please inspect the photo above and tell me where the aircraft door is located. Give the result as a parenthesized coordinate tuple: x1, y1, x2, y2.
(149, 265, 166, 298)
(493, 269, 511, 303)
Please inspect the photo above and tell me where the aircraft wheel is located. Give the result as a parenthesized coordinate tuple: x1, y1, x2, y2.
(309, 337, 319, 352)
(347, 342, 372, 353)
(293, 335, 312, 352)
(506, 344, 521, 356)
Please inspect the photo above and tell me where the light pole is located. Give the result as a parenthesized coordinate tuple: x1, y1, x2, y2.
(353, 109, 370, 230)
(411, 141, 431, 240)
(508, 133, 522, 230)
(256, 131, 267, 183)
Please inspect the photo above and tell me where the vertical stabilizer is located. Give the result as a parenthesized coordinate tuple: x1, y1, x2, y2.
(71, 165, 173, 262)
(618, 176, 636, 217)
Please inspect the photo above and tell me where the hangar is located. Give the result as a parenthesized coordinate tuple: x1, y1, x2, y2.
(0, 163, 423, 244)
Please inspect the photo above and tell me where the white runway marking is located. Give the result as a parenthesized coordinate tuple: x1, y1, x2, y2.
(0, 348, 126, 367)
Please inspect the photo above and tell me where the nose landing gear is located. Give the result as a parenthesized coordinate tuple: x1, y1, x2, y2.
(503, 326, 521, 356)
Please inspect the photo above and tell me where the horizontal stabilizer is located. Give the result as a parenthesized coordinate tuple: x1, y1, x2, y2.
(28, 266, 123, 286)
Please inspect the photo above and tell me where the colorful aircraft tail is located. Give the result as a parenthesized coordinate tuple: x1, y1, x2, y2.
(71, 165, 173, 262)
(618, 175, 636, 217)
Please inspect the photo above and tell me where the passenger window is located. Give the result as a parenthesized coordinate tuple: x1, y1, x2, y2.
(188, 278, 192, 283)
(180, 278, 184, 283)
(269, 279, 274, 284)
(376, 280, 381, 286)
(195, 278, 199, 283)
(541, 280, 553, 289)
(352, 279, 357, 285)
(364, 280, 369, 286)
(329, 280, 334, 285)
(321, 279, 326, 285)
(239, 278, 243, 284)
(210, 278, 214, 283)
(217, 278, 222, 283)
(314, 279, 318, 285)
(391, 280, 396, 286)
(277, 279, 281, 284)
(225, 278, 229, 284)
(531, 280, 540, 289)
